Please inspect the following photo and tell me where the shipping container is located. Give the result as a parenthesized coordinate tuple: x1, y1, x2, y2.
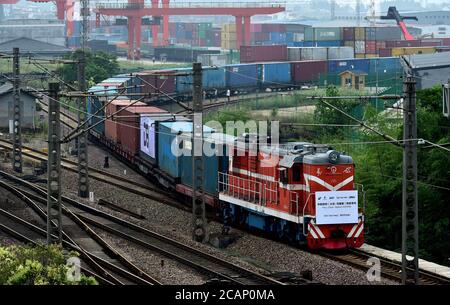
(240, 45, 288, 63)
(327, 47, 354, 59)
(136, 70, 177, 95)
(105, 100, 146, 142)
(369, 57, 401, 75)
(157, 121, 214, 179)
(314, 40, 342, 47)
(420, 39, 443, 47)
(328, 58, 370, 74)
(299, 47, 328, 61)
(291, 60, 328, 84)
(365, 40, 377, 54)
(344, 41, 355, 48)
(139, 113, 173, 163)
(197, 54, 228, 66)
(225, 64, 258, 88)
(305, 27, 342, 41)
(116, 106, 167, 157)
(365, 27, 376, 41)
(355, 53, 366, 59)
(262, 62, 291, 85)
(386, 40, 421, 48)
(87, 85, 119, 136)
(378, 48, 392, 57)
(355, 27, 365, 41)
(355, 40, 365, 54)
(375, 27, 402, 40)
(343, 27, 355, 41)
(391, 47, 436, 56)
(203, 69, 227, 90)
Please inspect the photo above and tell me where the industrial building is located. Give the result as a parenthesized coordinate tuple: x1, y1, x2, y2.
(0, 19, 66, 46)
(0, 83, 38, 130)
(402, 52, 450, 89)
(0, 37, 70, 57)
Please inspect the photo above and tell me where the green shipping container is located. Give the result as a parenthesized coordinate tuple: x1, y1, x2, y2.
(305, 27, 342, 41)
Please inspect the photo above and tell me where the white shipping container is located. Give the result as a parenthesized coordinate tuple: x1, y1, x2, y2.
(327, 47, 354, 59)
(300, 47, 328, 61)
(197, 54, 228, 66)
(287, 47, 301, 61)
(293, 33, 304, 42)
(355, 41, 365, 54)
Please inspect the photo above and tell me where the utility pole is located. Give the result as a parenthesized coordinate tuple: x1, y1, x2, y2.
(12, 47, 22, 173)
(356, 0, 361, 26)
(192, 62, 208, 243)
(78, 0, 90, 198)
(47, 82, 62, 244)
(402, 76, 419, 285)
(80, 0, 89, 51)
(330, 0, 336, 20)
(77, 51, 90, 198)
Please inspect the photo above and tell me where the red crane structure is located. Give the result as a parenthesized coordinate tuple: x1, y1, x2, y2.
(27, 0, 75, 37)
(95, 1, 285, 60)
(379, 6, 418, 41)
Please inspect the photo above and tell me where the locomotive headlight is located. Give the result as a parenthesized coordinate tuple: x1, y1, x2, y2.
(327, 150, 340, 164)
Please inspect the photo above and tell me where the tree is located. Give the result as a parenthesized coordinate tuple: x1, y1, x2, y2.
(352, 86, 450, 266)
(314, 85, 359, 136)
(0, 245, 97, 285)
(57, 50, 120, 86)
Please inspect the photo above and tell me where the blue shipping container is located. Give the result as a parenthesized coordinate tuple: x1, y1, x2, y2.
(225, 64, 258, 88)
(328, 59, 370, 74)
(203, 68, 226, 90)
(87, 85, 118, 135)
(157, 122, 214, 180)
(368, 57, 401, 75)
(314, 40, 342, 47)
(175, 67, 194, 94)
(262, 62, 291, 84)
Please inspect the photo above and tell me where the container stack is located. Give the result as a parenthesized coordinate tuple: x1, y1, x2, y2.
(304, 27, 343, 47)
(221, 23, 237, 50)
(287, 46, 354, 61)
(240, 45, 288, 63)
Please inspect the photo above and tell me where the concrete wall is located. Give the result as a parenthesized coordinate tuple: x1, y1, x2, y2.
(415, 66, 450, 90)
(0, 92, 37, 130)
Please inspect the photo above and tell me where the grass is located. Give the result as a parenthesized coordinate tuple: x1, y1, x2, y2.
(117, 60, 190, 73)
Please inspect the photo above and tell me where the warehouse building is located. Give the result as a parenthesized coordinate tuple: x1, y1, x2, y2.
(0, 37, 70, 57)
(0, 19, 66, 46)
(0, 83, 38, 130)
(402, 52, 450, 90)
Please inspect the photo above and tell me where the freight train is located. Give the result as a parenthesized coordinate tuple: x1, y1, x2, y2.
(88, 56, 403, 117)
(88, 112, 364, 250)
(85, 58, 378, 250)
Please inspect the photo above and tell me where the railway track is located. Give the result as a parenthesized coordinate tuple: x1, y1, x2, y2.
(0, 173, 161, 285)
(36, 96, 79, 130)
(319, 249, 450, 285)
(0, 139, 181, 207)
(0, 171, 290, 285)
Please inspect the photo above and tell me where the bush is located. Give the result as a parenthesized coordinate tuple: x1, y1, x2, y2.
(0, 245, 97, 285)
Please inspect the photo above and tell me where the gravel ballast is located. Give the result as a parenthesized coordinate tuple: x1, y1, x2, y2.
(0, 141, 398, 285)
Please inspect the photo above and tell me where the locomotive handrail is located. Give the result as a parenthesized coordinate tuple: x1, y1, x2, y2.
(218, 172, 262, 205)
(302, 193, 315, 237)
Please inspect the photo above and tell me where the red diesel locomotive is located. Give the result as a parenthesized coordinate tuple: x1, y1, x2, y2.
(218, 137, 364, 249)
